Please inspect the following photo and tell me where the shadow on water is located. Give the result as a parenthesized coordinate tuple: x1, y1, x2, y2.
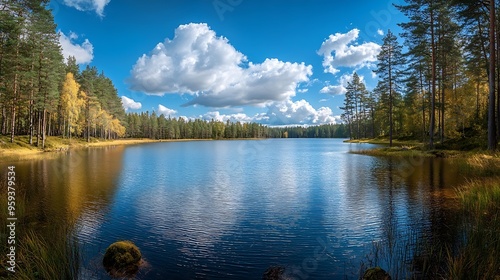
(357, 156, 465, 279)
(0, 146, 125, 279)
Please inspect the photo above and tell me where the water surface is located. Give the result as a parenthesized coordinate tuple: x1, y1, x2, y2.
(1, 139, 465, 279)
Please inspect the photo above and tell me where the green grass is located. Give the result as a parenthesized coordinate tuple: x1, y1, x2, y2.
(10, 227, 80, 280)
(0, 135, 149, 162)
(448, 179, 500, 279)
(344, 137, 422, 146)
(0, 182, 80, 279)
(0, 135, 39, 150)
(456, 154, 500, 177)
(0, 135, 97, 151)
(351, 146, 433, 158)
(347, 134, 489, 153)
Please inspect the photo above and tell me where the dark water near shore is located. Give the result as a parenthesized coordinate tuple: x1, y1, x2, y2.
(1, 139, 465, 279)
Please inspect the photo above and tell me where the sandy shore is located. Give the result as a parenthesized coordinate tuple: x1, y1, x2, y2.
(0, 138, 213, 163)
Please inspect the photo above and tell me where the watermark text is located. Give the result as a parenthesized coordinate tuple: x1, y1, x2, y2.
(6, 166, 17, 273)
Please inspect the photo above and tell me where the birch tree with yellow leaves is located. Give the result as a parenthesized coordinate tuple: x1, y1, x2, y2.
(60, 73, 84, 139)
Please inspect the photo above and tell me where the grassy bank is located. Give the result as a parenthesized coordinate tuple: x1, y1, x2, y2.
(445, 178, 500, 279)
(350, 139, 500, 279)
(0, 136, 202, 162)
(0, 135, 269, 163)
(346, 137, 494, 158)
(345, 135, 487, 151)
(344, 137, 422, 146)
(444, 160, 499, 279)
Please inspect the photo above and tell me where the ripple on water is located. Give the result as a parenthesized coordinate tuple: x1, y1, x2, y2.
(59, 139, 465, 279)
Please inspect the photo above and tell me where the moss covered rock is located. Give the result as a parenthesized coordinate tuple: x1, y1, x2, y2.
(103, 241, 142, 278)
(263, 266, 285, 280)
(363, 267, 391, 280)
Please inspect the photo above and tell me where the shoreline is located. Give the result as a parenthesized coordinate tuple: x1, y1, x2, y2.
(0, 137, 205, 163)
(344, 138, 497, 158)
(0, 136, 269, 163)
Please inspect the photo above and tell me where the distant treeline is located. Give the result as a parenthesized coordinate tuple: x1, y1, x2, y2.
(124, 112, 348, 139)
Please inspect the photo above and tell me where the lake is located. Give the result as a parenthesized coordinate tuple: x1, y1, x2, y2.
(1, 139, 465, 279)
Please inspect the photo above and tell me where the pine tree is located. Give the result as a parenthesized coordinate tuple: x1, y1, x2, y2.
(374, 30, 406, 146)
(397, 0, 440, 148)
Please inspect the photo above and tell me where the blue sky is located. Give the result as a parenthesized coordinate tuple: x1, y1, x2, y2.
(51, 0, 407, 126)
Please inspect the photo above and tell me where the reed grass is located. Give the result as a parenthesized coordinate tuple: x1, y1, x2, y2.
(359, 226, 450, 280)
(448, 179, 500, 279)
(0, 181, 80, 279)
(358, 154, 500, 280)
(456, 154, 500, 177)
(11, 227, 80, 280)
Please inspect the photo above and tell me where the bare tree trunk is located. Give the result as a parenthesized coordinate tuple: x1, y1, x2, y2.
(47, 112, 51, 137)
(29, 96, 34, 145)
(429, 4, 437, 149)
(420, 65, 426, 142)
(476, 81, 481, 120)
(37, 110, 41, 147)
(10, 72, 18, 143)
(441, 67, 445, 144)
(42, 109, 47, 149)
(29, 61, 34, 145)
(488, 0, 497, 151)
(497, 10, 500, 140)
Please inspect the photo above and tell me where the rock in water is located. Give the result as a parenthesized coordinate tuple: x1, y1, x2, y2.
(263, 266, 286, 280)
(103, 240, 142, 278)
(363, 267, 392, 280)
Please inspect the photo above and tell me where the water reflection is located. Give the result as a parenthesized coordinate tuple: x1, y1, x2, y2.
(0, 146, 125, 274)
(0, 140, 468, 279)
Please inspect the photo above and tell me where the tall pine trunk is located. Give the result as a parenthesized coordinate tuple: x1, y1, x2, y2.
(420, 65, 426, 143)
(36, 110, 41, 147)
(29, 59, 35, 145)
(10, 73, 17, 143)
(488, 0, 497, 151)
(10, 42, 19, 143)
(429, 4, 437, 149)
(441, 67, 445, 144)
(42, 109, 47, 149)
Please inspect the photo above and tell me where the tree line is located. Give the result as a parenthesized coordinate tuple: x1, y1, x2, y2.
(341, 0, 500, 150)
(124, 112, 348, 139)
(0, 0, 126, 148)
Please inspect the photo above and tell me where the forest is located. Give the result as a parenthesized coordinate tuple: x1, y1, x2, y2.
(342, 0, 500, 151)
(0, 0, 126, 149)
(2, 0, 500, 150)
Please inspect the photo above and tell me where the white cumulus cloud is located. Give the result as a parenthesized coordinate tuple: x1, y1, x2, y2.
(317, 29, 381, 75)
(62, 0, 111, 17)
(121, 96, 142, 111)
(262, 100, 337, 126)
(320, 73, 362, 95)
(202, 111, 253, 123)
(199, 100, 339, 126)
(158, 104, 177, 116)
(128, 23, 313, 108)
(320, 84, 346, 95)
(377, 29, 384, 36)
(58, 31, 94, 64)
